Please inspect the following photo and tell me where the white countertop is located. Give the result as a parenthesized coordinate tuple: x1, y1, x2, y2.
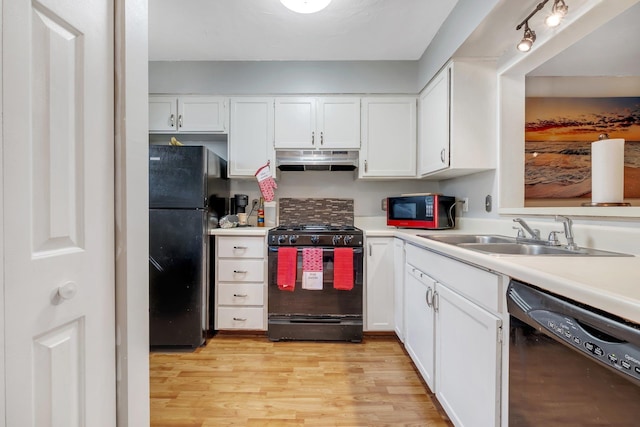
(365, 226, 640, 324)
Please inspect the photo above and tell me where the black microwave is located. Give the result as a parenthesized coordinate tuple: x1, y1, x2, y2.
(386, 194, 456, 229)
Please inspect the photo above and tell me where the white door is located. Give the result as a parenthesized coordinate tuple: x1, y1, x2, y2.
(274, 97, 316, 148)
(360, 97, 417, 178)
(3, 0, 116, 425)
(228, 97, 275, 177)
(149, 95, 178, 133)
(317, 97, 360, 149)
(179, 96, 227, 132)
(418, 67, 450, 176)
(435, 284, 501, 427)
(365, 237, 395, 331)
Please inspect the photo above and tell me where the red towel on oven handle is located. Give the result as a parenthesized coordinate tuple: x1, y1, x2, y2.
(333, 247, 354, 291)
(277, 247, 297, 291)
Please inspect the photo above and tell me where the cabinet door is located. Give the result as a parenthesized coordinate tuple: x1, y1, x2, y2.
(365, 238, 394, 331)
(178, 96, 227, 132)
(404, 264, 435, 391)
(229, 98, 275, 177)
(317, 97, 360, 149)
(435, 283, 501, 427)
(274, 97, 316, 148)
(360, 97, 417, 178)
(393, 238, 405, 342)
(419, 67, 450, 176)
(149, 96, 178, 133)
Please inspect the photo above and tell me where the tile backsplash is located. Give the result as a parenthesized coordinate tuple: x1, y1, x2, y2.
(278, 198, 354, 226)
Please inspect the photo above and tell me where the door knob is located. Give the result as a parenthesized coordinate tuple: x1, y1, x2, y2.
(57, 281, 78, 300)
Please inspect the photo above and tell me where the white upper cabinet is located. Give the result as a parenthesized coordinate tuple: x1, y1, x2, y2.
(274, 97, 360, 149)
(228, 98, 275, 178)
(359, 97, 417, 178)
(149, 95, 228, 133)
(418, 60, 496, 178)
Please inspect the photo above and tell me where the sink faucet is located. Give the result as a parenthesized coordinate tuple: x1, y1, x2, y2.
(555, 215, 578, 250)
(513, 218, 540, 240)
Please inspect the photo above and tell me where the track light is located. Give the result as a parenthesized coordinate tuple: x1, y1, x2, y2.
(517, 22, 536, 52)
(545, 0, 568, 27)
(515, 0, 569, 52)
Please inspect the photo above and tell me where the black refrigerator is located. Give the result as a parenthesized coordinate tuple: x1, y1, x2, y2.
(149, 145, 229, 348)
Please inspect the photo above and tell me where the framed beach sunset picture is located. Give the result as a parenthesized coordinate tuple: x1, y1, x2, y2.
(525, 96, 640, 200)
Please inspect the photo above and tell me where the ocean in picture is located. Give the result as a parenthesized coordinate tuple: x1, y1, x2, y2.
(525, 97, 640, 199)
(525, 140, 640, 199)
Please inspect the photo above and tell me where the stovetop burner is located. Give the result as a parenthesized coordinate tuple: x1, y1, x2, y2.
(268, 223, 363, 247)
(271, 224, 359, 232)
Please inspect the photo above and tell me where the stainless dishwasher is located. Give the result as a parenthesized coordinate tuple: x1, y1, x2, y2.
(507, 279, 640, 426)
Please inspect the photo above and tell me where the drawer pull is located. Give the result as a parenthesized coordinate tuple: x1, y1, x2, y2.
(233, 317, 247, 322)
(233, 246, 248, 250)
(233, 293, 248, 297)
(233, 270, 248, 274)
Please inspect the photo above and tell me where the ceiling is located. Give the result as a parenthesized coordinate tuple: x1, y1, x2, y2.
(148, 0, 459, 61)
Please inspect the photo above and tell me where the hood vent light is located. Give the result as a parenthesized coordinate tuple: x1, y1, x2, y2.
(275, 150, 359, 171)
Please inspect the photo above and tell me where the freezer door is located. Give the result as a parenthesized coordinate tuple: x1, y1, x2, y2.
(149, 208, 207, 347)
(149, 145, 207, 208)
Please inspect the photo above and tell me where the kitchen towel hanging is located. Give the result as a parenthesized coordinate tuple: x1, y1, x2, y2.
(277, 247, 297, 291)
(591, 138, 625, 203)
(302, 248, 323, 290)
(333, 248, 354, 291)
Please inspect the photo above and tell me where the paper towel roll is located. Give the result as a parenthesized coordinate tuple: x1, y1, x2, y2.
(591, 138, 625, 203)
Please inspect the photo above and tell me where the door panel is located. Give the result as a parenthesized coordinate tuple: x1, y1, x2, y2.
(3, 0, 115, 425)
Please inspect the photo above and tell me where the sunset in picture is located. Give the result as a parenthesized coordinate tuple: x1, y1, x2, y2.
(524, 97, 640, 199)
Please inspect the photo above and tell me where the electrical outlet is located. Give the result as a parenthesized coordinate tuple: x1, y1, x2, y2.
(463, 197, 469, 212)
(252, 199, 259, 206)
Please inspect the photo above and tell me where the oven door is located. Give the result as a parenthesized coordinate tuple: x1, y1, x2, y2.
(267, 246, 364, 318)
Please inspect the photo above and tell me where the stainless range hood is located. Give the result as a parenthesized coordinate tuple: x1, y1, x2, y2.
(275, 150, 359, 171)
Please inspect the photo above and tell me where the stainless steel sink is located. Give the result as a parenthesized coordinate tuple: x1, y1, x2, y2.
(419, 234, 632, 257)
(418, 234, 517, 245)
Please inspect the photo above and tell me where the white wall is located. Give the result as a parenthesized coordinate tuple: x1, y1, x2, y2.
(440, 170, 498, 218)
(149, 60, 419, 94)
(231, 172, 438, 219)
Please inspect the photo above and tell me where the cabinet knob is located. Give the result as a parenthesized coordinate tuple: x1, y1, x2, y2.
(233, 293, 248, 298)
(233, 317, 247, 322)
(311, 131, 315, 145)
(233, 270, 248, 274)
(170, 114, 175, 128)
(364, 160, 368, 173)
(440, 148, 446, 163)
(178, 114, 183, 128)
(233, 246, 248, 250)
(433, 290, 440, 312)
(320, 131, 324, 145)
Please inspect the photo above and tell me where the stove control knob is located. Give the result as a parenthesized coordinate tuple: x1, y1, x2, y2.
(332, 235, 342, 245)
(278, 235, 287, 244)
(344, 235, 353, 245)
(310, 235, 320, 244)
(289, 235, 298, 244)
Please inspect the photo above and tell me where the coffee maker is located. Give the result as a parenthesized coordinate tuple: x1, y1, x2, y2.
(231, 194, 249, 214)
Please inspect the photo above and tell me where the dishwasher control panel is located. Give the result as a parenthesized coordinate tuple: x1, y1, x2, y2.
(530, 309, 640, 383)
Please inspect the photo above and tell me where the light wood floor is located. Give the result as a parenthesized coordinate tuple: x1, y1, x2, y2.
(150, 334, 452, 427)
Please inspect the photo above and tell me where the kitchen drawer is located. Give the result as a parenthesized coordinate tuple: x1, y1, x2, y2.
(218, 283, 264, 306)
(406, 243, 500, 312)
(217, 236, 265, 258)
(217, 307, 265, 330)
(217, 259, 264, 282)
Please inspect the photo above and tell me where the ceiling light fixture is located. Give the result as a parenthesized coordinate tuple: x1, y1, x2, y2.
(545, 0, 569, 27)
(280, 0, 332, 14)
(517, 21, 537, 52)
(515, 0, 569, 52)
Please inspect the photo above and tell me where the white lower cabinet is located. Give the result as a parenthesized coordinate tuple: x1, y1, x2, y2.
(365, 237, 395, 331)
(404, 261, 436, 390)
(435, 283, 501, 427)
(404, 243, 503, 427)
(215, 235, 267, 330)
